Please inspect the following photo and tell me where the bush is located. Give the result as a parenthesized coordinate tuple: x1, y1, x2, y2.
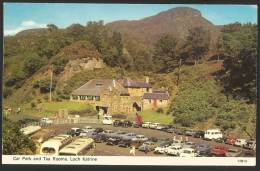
(31, 101, 37, 108)
(156, 108, 164, 113)
(23, 55, 45, 77)
(34, 79, 57, 93)
(70, 105, 97, 116)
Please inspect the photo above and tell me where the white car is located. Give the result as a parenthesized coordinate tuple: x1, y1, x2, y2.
(179, 148, 198, 157)
(82, 126, 95, 132)
(102, 115, 113, 125)
(234, 139, 247, 147)
(132, 135, 148, 142)
(204, 129, 223, 140)
(40, 117, 53, 124)
(154, 144, 171, 154)
(165, 145, 183, 156)
(142, 122, 152, 128)
(149, 123, 160, 129)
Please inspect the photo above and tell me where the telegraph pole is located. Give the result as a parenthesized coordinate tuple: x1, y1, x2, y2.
(49, 65, 53, 102)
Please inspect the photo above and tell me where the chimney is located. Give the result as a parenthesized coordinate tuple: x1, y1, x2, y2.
(112, 79, 116, 88)
(145, 77, 149, 83)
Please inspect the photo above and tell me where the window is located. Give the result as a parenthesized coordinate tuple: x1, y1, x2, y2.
(146, 88, 149, 92)
(95, 96, 100, 101)
(72, 95, 78, 100)
(80, 96, 86, 100)
(87, 96, 93, 100)
(160, 100, 163, 103)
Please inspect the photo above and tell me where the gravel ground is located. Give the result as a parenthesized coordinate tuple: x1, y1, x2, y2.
(32, 123, 256, 157)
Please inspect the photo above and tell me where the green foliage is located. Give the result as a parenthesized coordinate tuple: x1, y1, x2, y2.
(218, 23, 257, 102)
(52, 59, 69, 75)
(5, 70, 26, 88)
(3, 86, 13, 98)
(156, 108, 164, 113)
(153, 34, 179, 72)
(34, 78, 57, 93)
(23, 54, 45, 76)
(3, 117, 36, 155)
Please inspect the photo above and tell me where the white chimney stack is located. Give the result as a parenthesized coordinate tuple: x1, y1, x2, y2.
(112, 79, 116, 88)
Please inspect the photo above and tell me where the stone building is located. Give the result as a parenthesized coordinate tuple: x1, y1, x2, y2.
(70, 78, 169, 114)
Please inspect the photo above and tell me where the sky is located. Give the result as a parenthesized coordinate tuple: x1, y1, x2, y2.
(4, 3, 258, 36)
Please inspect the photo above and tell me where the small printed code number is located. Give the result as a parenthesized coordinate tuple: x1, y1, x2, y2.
(237, 159, 247, 163)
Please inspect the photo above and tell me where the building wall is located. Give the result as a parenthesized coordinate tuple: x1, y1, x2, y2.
(142, 99, 168, 110)
(127, 87, 152, 97)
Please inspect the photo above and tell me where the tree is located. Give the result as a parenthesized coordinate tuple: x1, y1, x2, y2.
(153, 34, 180, 73)
(182, 27, 211, 65)
(47, 24, 58, 32)
(23, 54, 44, 76)
(3, 117, 36, 154)
(219, 23, 257, 102)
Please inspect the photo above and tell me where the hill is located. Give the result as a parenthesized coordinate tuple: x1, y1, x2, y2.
(107, 7, 220, 49)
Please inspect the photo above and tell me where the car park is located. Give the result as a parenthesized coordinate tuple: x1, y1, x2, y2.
(153, 141, 173, 154)
(138, 141, 156, 152)
(40, 117, 53, 125)
(234, 139, 247, 147)
(174, 129, 185, 135)
(94, 128, 104, 133)
(210, 145, 228, 157)
(171, 139, 184, 146)
(179, 148, 198, 157)
(88, 132, 105, 143)
(166, 127, 175, 133)
(112, 131, 127, 139)
(82, 126, 95, 132)
(100, 130, 115, 139)
(243, 140, 256, 150)
(142, 122, 152, 128)
(165, 145, 182, 156)
(149, 122, 160, 129)
(195, 143, 211, 156)
(106, 137, 122, 145)
(156, 124, 168, 130)
(225, 148, 243, 157)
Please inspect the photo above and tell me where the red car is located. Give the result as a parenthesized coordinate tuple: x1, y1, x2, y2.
(210, 146, 228, 156)
(225, 137, 236, 145)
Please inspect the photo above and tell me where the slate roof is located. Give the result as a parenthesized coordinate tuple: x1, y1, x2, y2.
(143, 92, 169, 100)
(121, 78, 152, 88)
(72, 79, 128, 96)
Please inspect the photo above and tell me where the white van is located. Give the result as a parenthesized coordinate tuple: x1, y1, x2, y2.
(234, 139, 247, 147)
(40, 134, 73, 155)
(102, 115, 113, 125)
(59, 138, 95, 156)
(204, 129, 223, 140)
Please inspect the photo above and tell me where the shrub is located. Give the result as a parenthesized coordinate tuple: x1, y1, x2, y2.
(31, 101, 36, 108)
(156, 108, 164, 113)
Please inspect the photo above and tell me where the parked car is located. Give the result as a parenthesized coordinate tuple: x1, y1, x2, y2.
(243, 140, 256, 151)
(161, 125, 173, 132)
(195, 143, 211, 157)
(89, 132, 105, 143)
(174, 129, 185, 135)
(118, 139, 132, 148)
(184, 130, 197, 136)
(225, 148, 243, 157)
(148, 136, 158, 142)
(204, 129, 223, 140)
(122, 133, 137, 141)
(132, 122, 142, 128)
(67, 128, 83, 137)
(113, 120, 123, 127)
(165, 145, 183, 156)
(100, 130, 115, 139)
(142, 122, 152, 128)
(132, 134, 148, 142)
(171, 139, 184, 146)
(166, 127, 175, 133)
(214, 137, 226, 143)
(138, 141, 156, 152)
(112, 131, 127, 139)
(40, 117, 53, 125)
(193, 131, 204, 138)
(102, 115, 113, 125)
(210, 146, 228, 157)
(183, 141, 196, 148)
(149, 122, 160, 129)
(122, 120, 133, 127)
(106, 137, 121, 145)
(234, 139, 247, 147)
(154, 141, 173, 154)
(94, 127, 104, 134)
(180, 148, 198, 157)
(156, 124, 168, 130)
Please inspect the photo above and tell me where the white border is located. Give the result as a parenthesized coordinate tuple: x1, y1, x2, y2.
(2, 155, 256, 166)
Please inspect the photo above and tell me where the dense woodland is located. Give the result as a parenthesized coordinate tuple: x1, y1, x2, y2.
(3, 8, 257, 153)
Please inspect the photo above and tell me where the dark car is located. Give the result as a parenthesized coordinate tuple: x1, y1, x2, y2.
(122, 120, 133, 127)
(113, 120, 123, 127)
(89, 132, 105, 143)
(193, 131, 204, 138)
(175, 129, 185, 135)
(148, 137, 158, 142)
(106, 137, 122, 145)
(184, 130, 197, 136)
(94, 128, 104, 133)
(118, 139, 132, 148)
(67, 128, 83, 137)
(195, 143, 211, 157)
(214, 137, 226, 143)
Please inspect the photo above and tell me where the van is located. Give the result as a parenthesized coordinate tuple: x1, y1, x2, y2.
(204, 129, 223, 140)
